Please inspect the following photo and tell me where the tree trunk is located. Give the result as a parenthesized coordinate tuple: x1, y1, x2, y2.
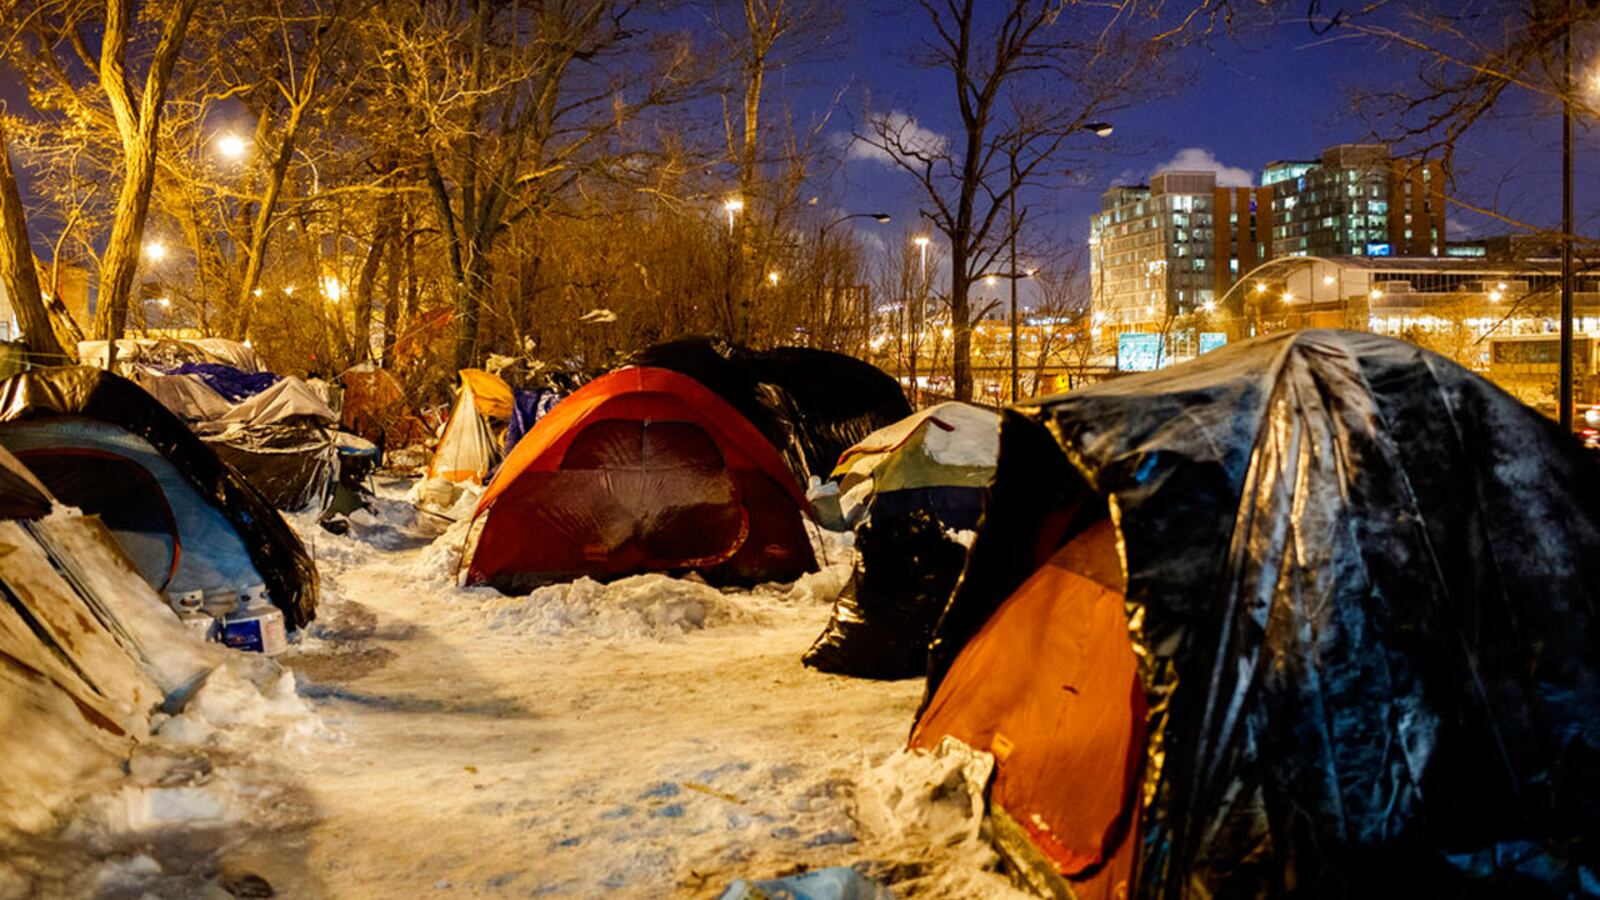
(381, 213, 403, 366)
(0, 122, 70, 361)
(350, 216, 391, 364)
(453, 238, 491, 371)
(233, 99, 308, 340)
(91, 0, 200, 343)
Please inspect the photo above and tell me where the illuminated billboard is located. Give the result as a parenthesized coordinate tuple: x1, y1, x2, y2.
(1199, 332, 1227, 355)
(1117, 333, 1163, 372)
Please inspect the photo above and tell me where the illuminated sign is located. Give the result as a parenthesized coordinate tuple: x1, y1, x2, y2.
(1199, 332, 1227, 354)
(1365, 242, 1392, 256)
(1118, 333, 1163, 372)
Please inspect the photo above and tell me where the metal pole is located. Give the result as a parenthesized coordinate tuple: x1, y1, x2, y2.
(1560, 15, 1575, 433)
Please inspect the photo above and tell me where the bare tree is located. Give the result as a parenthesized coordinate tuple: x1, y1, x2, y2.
(0, 117, 71, 359)
(856, 0, 1199, 400)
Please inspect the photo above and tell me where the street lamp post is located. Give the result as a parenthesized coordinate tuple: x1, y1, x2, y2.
(912, 235, 930, 405)
(813, 212, 890, 353)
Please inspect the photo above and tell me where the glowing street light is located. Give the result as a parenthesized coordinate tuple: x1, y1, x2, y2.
(1282, 291, 1295, 303)
(1369, 288, 1384, 300)
(1254, 281, 1268, 294)
(1322, 274, 1336, 286)
(321, 275, 344, 301)
(1489, 289, 1504, 302)
(766, 271, 780, 286)
(216, 133, 248, 160)
(1201, 299, 1217, 313)
(723, 197, 744, 234)
(143, 240, 168, 262)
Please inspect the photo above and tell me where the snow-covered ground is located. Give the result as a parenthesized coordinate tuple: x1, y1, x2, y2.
(8, 478, 1030, 898)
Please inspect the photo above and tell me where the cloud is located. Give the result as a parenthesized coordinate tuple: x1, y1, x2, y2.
(1151, 147, 1254, 187)
(846, 111, 948, 166)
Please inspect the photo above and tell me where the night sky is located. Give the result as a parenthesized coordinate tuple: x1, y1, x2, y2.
(4, 3, 1596, 305)
(797, 5, 1600, 284)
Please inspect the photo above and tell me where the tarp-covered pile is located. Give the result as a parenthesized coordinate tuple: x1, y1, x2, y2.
(0, 367, 317, 629)
(132, 359, 338, 511)
(914, 330, 1600, 897)
(632, 337, 911, 485)
(832, 401, 998, 530)
(78, 337, 266, 375)
(0, 444, 217, 834)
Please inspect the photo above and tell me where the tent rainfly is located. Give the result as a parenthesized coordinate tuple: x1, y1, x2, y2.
(465, 366, 817, 590)
(913, 330, 1600, 898)
(831, 401, 999, 530)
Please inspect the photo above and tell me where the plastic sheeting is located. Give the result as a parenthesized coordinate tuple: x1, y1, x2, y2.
(923, 330, 1600, 897)
(804, 508, 965, 680)
(504, 387, 562, 454)
(631, 337, 911, 483)
(167, 361, 279, 401)
(78, 337, 264, 374)
(0, 367, 317, 628)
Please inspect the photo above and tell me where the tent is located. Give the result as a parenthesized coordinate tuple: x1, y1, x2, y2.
(337, 363, 430, 448)
(0, 444, 216, 834)
(426, 368, 515, 485)
(631, 337, 911, 483)
(0, 366, 317, 629)
(465, 366, 817, 591)
(832, 401, 999, 530)
(912, 330, 1600, 897)
(135, 367, 340, 511)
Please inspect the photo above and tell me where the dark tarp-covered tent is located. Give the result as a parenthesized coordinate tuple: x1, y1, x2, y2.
(916, 330, 1600, 898)
(465, 366, 816, 590)
(630, 337, 911, 483)
(0, 367, 317, 629)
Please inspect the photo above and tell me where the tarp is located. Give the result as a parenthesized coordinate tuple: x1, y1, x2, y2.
(426, 379, 500, 485)
(459, 368, 514, 420)
(213, 377, 337, 427)
(466, 366, 816, 590)
(132, 368, 233, 421)
(504, 387, 562, 454)
(166, 361, 279, 402)
(631, 337, 910, 483)
(833, 402, 998, 531)
(78, 337, 264, 374)
(923, 329, 1600, 897)
(803, 508, 966, 679)
(0, 367, 317, 628)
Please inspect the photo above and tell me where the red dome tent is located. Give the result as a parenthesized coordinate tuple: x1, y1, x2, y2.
(464, 367, 817, 591)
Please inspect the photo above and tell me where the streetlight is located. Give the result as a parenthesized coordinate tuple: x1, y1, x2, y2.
(724, 197, 744, 234)
(813, 212, 891, 354)
(766, 271, 780, 286)
(216, 133, 248, 160)
(143, 240, 167, 262)
(1085, 122, 1114, 138)
(911, 235, 931, 405)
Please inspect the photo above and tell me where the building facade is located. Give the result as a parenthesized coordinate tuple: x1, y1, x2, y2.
(1091, 143, 1448, 334)
(1088, 172, 1273, 333)
(1267, 144, 1446, 258)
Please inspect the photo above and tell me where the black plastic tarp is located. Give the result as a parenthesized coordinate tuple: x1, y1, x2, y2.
(804, 508, 965, 680)
(924, 330, 1600, 897)
(0, 367, 318, 629)
(207, 423, 335, 512)
(630, 337, 911, 482)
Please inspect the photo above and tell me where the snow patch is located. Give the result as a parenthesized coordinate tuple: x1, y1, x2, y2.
(783, 563, 853, 606)
(158, 662, 328, 750)
(477, 574, 759, 639)
(856, 737, 994, 851)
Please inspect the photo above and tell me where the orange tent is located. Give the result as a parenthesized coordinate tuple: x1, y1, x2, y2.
(911, 519, 1144, 900)
(464, 366, 816, 590)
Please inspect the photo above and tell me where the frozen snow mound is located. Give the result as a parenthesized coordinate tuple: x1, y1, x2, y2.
(478, 574, 761, 640)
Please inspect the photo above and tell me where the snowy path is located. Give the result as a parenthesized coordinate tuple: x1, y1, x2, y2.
(265, 505, 933, 897)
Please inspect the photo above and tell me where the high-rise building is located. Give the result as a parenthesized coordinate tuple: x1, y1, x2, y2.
(1088, 171, 1272, 332)
(1266, 144, 1445, 258)
(1090, 143, 1448, 335)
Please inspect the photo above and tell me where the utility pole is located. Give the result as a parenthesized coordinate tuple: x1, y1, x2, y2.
(1560, 12, 1575, 433)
